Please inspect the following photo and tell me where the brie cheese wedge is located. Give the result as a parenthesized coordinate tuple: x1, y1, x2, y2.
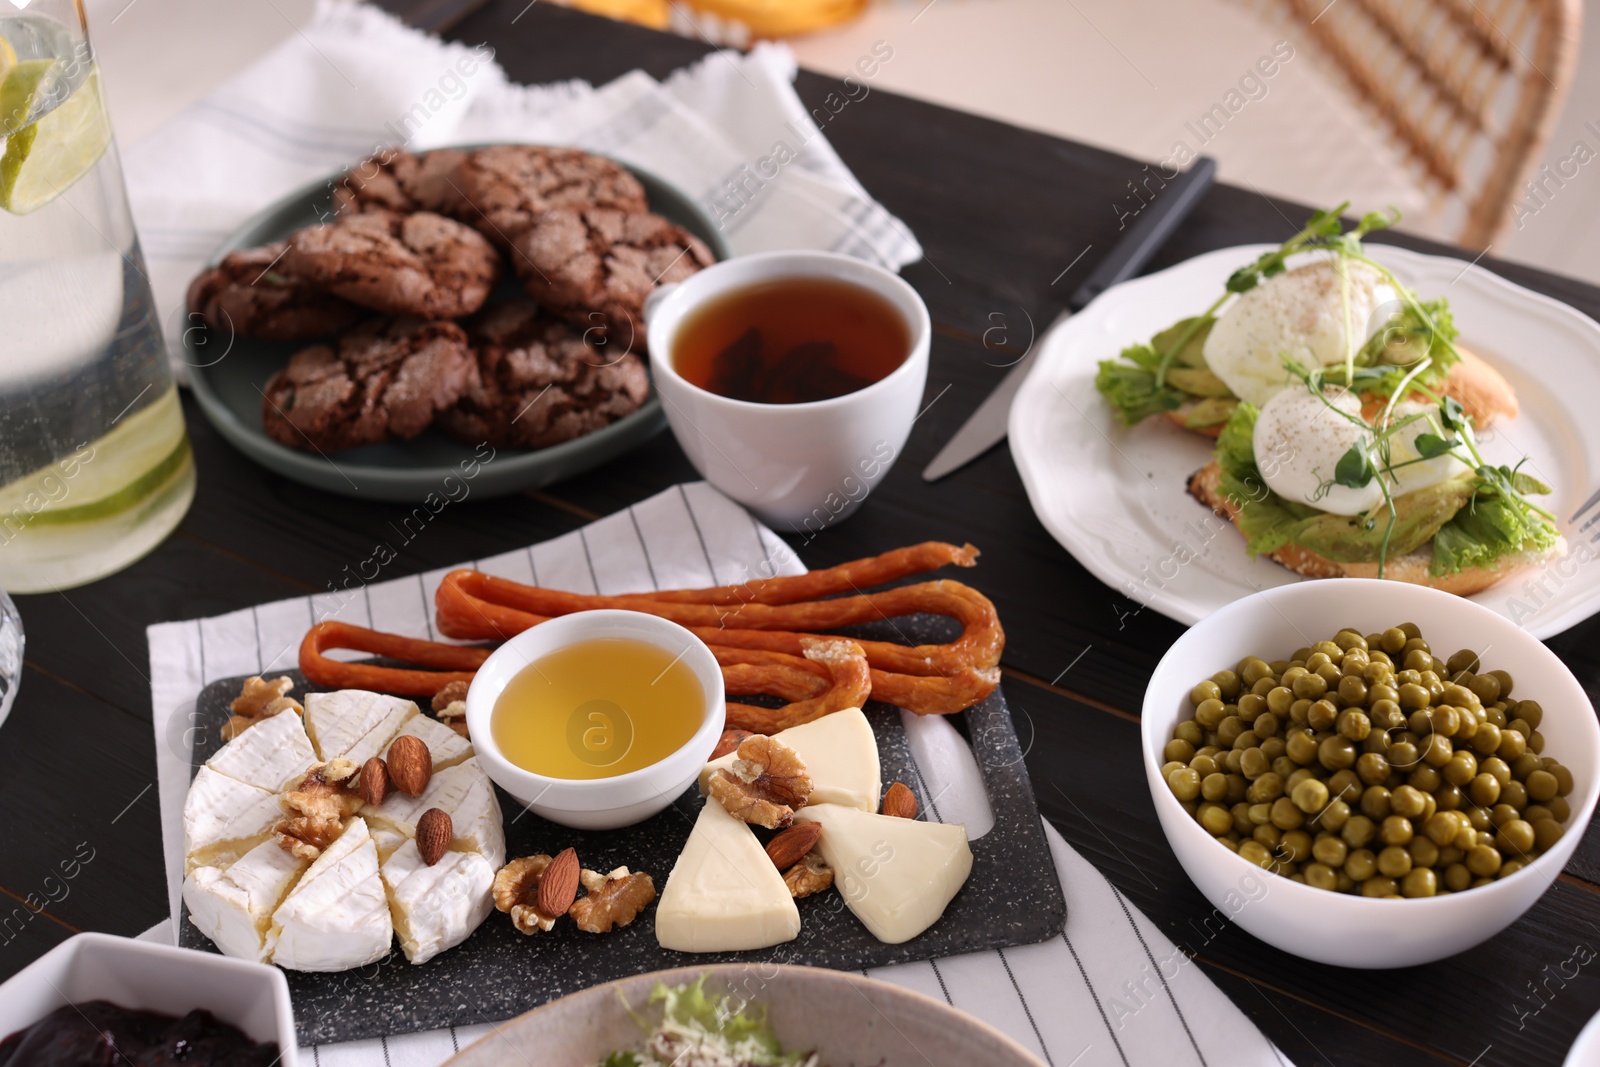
(699, 707, 881, 811)
(204, 708, 317, 792)
(183, 839, 307, 962)
(392, 711, 472, 769)
(367, 758, 506, 869)
(304, 690, 417, 765)
(183, 766, 283, 873)
(270, 817, 393, 972)
(656, 798, 800, 952)
(381, 839, 495, 964)
(793, 803, 972, 944)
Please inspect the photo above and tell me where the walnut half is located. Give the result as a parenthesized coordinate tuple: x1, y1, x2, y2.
(432, 680, 470, 739)
(707, 735, 813, 829)
(275, 761, 361, 861)
(224, 675, 305, 740)
(492, 855, 562, 934)
(783, 853, 834, 899)
(569, 866, 655, 933)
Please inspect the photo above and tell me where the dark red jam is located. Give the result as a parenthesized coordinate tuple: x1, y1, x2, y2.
(0, 1000, 280, 1066)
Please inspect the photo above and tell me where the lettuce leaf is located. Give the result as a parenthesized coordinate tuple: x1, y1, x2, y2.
(635, 977, 812, 1067)
(1094, 316, 1214, 427)
(1430, 478, 1563, 576)
(1214, 402, 1323, 557)
(1094, 350, 1183, 427)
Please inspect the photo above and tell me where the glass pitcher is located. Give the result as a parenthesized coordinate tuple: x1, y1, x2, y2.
(0, 0, 193, 593)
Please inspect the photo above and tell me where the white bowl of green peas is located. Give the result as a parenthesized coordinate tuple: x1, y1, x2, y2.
(1143, 578, 1599, 968)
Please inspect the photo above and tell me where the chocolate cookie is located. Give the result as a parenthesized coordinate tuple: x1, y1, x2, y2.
(261, 319, 475, 451)
(448, 145, 649, 244)
(331, 149, 469, 216)
(438, 302, 649, 449)
(186, 242, 363, 340)
(282, 210, 501, 320)
(510, 208, 714, 348)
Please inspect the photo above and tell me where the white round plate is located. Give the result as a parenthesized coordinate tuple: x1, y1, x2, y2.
(1567, 1007, 1600, 1065)
(1009, 243, 1600, 639)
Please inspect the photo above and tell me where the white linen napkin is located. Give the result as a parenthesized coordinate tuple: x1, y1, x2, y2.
(119, 0, 922, 375)
(144, 482, 1289, 1066)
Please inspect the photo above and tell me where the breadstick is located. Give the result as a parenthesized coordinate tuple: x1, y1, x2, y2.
(726, 638, 873, 733)
(638, 542, 978, 605)
(870, 666, 1001, 715)
(299, 621, 487, 695)
(720, 663, 829, 702)
(435, 570, 1004, 675)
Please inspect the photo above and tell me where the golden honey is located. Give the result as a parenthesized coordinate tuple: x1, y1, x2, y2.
(490, 637, 705, 779)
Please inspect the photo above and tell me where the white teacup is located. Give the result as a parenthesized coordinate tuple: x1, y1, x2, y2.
(644, 250, 931, 532)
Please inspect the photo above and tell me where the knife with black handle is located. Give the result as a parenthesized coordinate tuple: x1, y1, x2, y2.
(921, 155, 1218, 481)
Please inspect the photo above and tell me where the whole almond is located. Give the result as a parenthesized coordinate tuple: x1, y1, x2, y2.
(359, 756, 390, 806)
(416, 807, 452, 866)
(711, 728, 754, 761)
(538, 847, 581, 917)
(765, 822, 822, 870)
(388, 734, 433, 797)
(881, 782, 918, 820)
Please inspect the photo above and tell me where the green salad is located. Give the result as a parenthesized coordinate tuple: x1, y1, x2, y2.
(598, 978, 822, 1067)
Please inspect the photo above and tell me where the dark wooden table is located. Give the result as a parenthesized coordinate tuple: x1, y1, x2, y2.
(5, 4, 1598, 1064)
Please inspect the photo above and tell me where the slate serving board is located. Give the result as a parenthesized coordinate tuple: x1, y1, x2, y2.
(180, 644, 1065, 1046)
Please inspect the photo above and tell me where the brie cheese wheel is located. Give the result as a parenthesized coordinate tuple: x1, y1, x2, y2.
(183, 766, 283, 873)
(271, 817, 393, 972)
(381, 839, 495, 964)
(183, 686, 505, 972)
(184, 840, 307, 962)
(656, 798, 800, 952)
(204, 709, 317, 792)
(699, 707, 881, 812)
(793, 803, 972, 944)
(367, 758, 506, 870)
(304, 690, 418, 764)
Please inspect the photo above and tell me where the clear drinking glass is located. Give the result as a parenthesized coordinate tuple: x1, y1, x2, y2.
(0, 0, 193, 593)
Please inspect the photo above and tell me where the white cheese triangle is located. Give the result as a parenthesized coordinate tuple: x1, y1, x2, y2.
(391, 710, 473, 769)
(183, 766, 284, 873)
(656, 798, 800, 953)
(793, 804, 971, 944)
(304, 690, 418, 764)
(183, 840, 307, 962)
(270, 817, 393, 971)
(698, 707, 880, 812)
(205, 709, 317, 792)
(381, 839, 495, 965)
(371, 826, 408, 863)
(364, 758, 505, 870)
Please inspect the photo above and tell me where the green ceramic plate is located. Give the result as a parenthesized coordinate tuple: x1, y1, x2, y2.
(185, 147, 729, 502)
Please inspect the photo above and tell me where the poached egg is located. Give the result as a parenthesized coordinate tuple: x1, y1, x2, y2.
(1205, 259, 1397, 406)
(1253, 388, 1471, 516)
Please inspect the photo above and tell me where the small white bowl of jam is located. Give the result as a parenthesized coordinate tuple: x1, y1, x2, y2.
(465, 609, 726, 830)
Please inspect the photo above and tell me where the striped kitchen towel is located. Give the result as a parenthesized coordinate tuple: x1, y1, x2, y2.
(144, 481, 1289, 1066)
(119, 0, 922, 378)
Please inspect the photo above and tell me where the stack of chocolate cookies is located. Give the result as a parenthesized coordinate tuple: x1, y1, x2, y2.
(187, 145, 716, 453)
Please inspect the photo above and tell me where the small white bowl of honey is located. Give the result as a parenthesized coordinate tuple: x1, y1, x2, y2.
(465, 609, 726, 830)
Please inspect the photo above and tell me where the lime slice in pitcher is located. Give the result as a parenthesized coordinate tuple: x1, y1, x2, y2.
(0, 64, 112, 215)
